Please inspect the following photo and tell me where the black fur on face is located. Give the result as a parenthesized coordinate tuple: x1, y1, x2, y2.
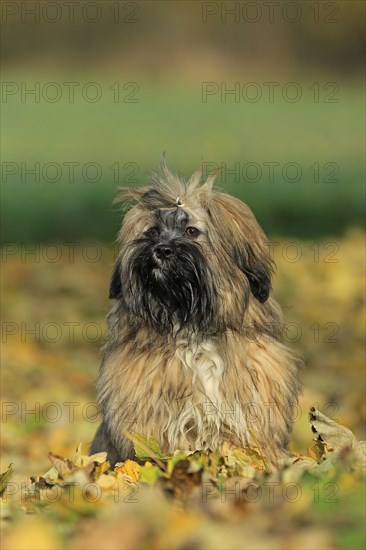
(118, 207, 218, 337)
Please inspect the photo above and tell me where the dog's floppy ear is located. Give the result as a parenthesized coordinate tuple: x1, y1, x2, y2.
(206, 191, 273, 303)
(231, 242, 271, 303)
(109, 260, 122, 299)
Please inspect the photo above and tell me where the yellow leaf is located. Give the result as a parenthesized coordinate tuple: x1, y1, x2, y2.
(114, 459, 141, 482)
(308, 440, 326, 461)
(96, 473, 118, 491)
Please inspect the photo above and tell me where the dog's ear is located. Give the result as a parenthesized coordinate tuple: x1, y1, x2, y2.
(109, 260, 122, 299)
(206, 192, 273, 303)
(231, 243, 271, 303)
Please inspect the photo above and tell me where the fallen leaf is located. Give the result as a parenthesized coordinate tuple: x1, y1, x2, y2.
(139, 462, 163, 485)
(309, 407, 358, 449)
(0, 464, 14, 496)
(114, 460, 141, 482)
(48, 452, 78, 479)
(126, 432, 168, 465)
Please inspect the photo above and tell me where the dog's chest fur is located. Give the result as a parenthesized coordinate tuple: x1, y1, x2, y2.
(169, 340, 227, 448)
(100, 325, 297, 458)
(102, 336, 234, 452)
(179, 340, 224, 408)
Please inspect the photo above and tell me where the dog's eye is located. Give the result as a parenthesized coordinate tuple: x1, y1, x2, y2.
(145, 227, 160, 238)
(185, 227, 200, 238)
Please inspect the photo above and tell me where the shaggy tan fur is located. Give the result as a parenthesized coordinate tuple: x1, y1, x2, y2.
(90, 162, 302, 465)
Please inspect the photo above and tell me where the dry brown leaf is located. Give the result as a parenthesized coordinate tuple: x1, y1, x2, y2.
(309, 407, 358, 449)
(48, 452, 78, 479)
(309, 407, 366, 470)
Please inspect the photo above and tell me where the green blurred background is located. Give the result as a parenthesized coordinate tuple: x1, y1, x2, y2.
(1, 0, 365, 241)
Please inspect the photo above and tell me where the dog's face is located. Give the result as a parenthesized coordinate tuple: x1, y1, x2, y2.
(110, 163, 273, 337)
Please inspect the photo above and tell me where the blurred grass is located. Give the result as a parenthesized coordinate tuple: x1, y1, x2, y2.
(1, 78, 364, 241)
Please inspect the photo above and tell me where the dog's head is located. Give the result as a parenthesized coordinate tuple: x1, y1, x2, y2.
(110, 161, 273, 336)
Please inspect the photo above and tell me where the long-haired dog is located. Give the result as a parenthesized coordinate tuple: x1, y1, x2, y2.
(90, 161, 301, 466)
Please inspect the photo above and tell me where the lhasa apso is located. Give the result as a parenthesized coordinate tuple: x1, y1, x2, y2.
(90, 161, 301, 465)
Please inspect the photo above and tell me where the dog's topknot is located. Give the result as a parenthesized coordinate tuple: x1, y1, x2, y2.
(115, 157, 220, 212)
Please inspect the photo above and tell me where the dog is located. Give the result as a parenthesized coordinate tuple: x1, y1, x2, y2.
(90, 160, 301, 466)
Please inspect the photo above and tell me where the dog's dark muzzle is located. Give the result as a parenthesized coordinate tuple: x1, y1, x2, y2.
(153, 242, 177, 264)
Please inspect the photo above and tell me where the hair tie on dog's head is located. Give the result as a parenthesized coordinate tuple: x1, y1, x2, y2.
(176, 197, 185, 207)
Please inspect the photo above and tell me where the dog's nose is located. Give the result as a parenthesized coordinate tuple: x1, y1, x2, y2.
(154, 245, 174, 260)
